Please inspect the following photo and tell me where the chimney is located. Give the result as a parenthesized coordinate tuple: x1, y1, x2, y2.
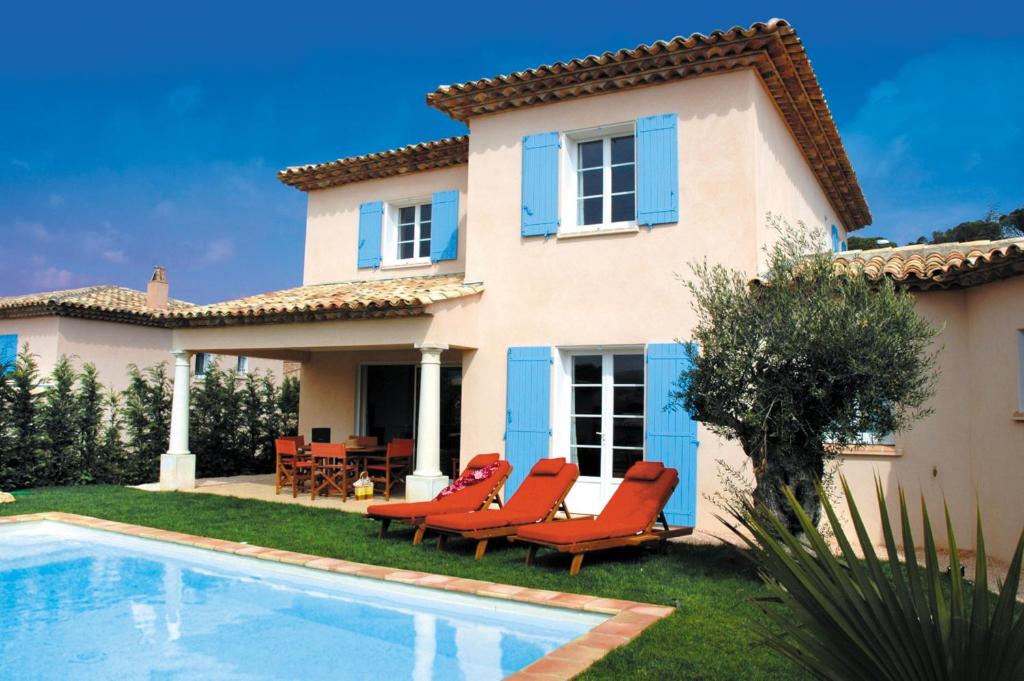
(147, 266, 169, 310)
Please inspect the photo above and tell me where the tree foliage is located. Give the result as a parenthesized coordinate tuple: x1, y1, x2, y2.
(677, 217, 939, 534)
(914, 207, 1023, 245)
(0, 349, 299, 490)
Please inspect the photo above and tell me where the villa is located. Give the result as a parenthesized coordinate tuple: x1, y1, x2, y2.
(140, 20, 1022, 563)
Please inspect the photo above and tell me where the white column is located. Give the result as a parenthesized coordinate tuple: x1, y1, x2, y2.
(405, 343, 449, 501)
(160, 350, 196, 491)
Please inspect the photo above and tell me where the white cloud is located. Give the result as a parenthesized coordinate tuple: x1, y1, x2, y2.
(48, 193, 65, 206)
(201, 238, 234, 265)
(15, 220, 52, 242)
(101, 249, 127, 263)
(32, 267, 74, 289)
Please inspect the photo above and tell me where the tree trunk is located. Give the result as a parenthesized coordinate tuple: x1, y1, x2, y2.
(752, 450, 825, 540)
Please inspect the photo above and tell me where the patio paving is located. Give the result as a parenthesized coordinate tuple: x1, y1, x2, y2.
(137, 474, 403, 513)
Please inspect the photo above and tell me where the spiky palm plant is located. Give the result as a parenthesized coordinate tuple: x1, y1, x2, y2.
(727, 477, 1024, 681)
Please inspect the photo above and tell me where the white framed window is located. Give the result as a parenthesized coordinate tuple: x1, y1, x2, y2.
(567, 350, 645, 479)
(560, 123, 636, 234)
(194, 352, 212, 377)
(236, 356, 249, 375)
(383, 200, 431, 265)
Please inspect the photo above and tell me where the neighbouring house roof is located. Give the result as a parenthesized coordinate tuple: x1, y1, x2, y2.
(160, 273, 484, 327)
(277, 136, 469, 192)
(426, 18, 870, 230)
(0, 285, 193, 326)
(833, 237, 1024, 290)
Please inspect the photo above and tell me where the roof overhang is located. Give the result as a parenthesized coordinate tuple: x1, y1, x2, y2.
(426, 19, 870, 230)
(277, 136, 468, 192)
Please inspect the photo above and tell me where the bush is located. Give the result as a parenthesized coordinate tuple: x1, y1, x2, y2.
(0, 347, 299, 490)
(728, 477, 1024, 681)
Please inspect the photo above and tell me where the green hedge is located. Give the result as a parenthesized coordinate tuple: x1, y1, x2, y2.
(0, 346, 299, 489)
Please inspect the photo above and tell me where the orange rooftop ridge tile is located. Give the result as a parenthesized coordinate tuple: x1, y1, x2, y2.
(833, 237, 1024, 290)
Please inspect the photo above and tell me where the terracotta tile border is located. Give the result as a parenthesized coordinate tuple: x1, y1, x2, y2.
(1, 512, 675, 680)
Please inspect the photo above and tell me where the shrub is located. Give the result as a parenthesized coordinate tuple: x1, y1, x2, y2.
(0, 346, 299, 490)
(728, 478, 1024, 681)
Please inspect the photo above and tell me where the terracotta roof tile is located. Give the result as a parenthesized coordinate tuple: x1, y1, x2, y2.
(162, 273, 483, 326)
(278, 136, 468, 192)
(833, 237, 1024, 290)
(0, 285, 192, 325)
(426, 18, 870, 230)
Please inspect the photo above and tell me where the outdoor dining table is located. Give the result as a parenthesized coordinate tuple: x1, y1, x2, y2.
(343, 444, 387, 473)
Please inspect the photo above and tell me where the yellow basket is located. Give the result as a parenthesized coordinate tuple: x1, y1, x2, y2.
(354, 472, 374, 500)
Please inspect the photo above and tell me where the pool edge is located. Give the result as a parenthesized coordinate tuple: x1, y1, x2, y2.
(0, 512, 674, 680)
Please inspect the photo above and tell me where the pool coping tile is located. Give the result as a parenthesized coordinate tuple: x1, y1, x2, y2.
(0, 512, 676, 680)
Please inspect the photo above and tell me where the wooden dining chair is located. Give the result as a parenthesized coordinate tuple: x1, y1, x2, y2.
(275, 437, 311, 497)
(365, 438, 414, 501)
(310, 443, 356, 501)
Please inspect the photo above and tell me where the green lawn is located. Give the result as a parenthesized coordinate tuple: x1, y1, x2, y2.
(2, 486, 809, 680)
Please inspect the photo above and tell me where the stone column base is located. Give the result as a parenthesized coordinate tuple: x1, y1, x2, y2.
(160, 454, 196, 491)
(404, 474, 449, 502)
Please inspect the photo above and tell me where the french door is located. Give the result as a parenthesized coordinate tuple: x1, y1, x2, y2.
(568, 351, 645, 510)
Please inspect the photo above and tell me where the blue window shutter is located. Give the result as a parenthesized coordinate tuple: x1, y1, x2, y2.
(504, 346, 551, 495)
(430, 190, 459, 262)
(521, 132, 560, 237)
(645, 342, 698, 527)
(357, 201, 383, 268)
(636, 114, 679, 226)
(831, 225, 840, 252)
(0, 334, 17, 375)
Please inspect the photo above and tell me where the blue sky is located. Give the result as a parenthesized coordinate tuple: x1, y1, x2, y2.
(2, 1, 1022, 303)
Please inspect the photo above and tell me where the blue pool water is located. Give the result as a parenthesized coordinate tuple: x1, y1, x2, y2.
(0, 522, 604, 680)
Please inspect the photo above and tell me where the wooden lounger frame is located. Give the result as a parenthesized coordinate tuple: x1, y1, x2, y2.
(367, 467, 510, 540)
(518, 511, 694, 576)
(426, 485, 575, 560)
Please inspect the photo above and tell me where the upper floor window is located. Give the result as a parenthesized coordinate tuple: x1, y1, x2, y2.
(236, 356, 249, 375)
(385, 202, 432, 264)
(562, 124, 636, 234)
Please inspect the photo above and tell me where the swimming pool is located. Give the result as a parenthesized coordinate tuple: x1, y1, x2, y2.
(0, 521, 606, 680)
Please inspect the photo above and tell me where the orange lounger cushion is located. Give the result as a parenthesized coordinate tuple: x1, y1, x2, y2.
(425, 459, 579, 532)
(515, 518, 640, 544)
(517, 462, 680, 545)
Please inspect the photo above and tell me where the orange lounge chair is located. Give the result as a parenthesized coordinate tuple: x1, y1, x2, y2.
(423, 458, 579, 560)
(365, 453, 511, 540)
(514, 461, 693, 575)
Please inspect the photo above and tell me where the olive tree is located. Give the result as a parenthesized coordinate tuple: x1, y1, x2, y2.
(677, 217, 939, 535)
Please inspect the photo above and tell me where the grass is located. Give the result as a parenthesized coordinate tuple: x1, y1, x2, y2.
(2, 486, 809, 680)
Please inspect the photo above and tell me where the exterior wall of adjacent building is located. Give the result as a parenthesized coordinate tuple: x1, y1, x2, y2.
(0, 315, 283, 391)
(838, 275, 1024, 563)
(0, 316, 60, 375)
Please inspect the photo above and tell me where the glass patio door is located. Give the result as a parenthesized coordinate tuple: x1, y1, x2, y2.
(570, 352, 645, 505)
